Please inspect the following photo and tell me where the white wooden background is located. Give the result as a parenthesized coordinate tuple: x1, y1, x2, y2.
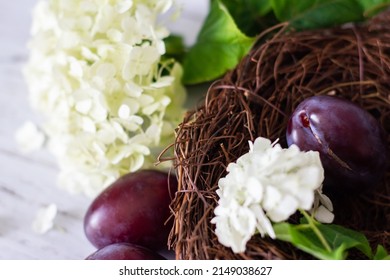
(0, 0, 208, 260)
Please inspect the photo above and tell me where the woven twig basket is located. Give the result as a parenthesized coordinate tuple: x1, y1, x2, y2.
(168, 11, 390, 260)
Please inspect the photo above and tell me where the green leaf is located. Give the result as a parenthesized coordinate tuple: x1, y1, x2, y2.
(373, 245, 390, 260)
(317, 223, 373, 258)
(274, 223, 343, 260)
(163, 34, 186, 63)
(271, 0, 365, 30)
(274, 221, 373, 260)
(182, 0, 255, 85)
(356, 0, 390, 17)
(220, 0, 278, 36)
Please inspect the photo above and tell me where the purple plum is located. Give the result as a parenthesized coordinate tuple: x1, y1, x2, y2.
(286, 95, 387, 192)
(84, 169, 178, 250)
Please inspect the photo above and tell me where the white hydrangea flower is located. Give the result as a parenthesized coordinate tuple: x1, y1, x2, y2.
(23, 0, 186, 196)
(211, 137, 333, 253)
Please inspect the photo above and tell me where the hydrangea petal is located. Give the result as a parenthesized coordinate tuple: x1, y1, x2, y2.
(314, 205, 335, 224)
(15, 121, 45, 153)
(32, 203, 57, 234)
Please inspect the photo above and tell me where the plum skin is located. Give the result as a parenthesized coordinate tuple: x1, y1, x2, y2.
(85, 243, 166, 260)
(286, 95, 388, 192)
(84, 169, 178, 250)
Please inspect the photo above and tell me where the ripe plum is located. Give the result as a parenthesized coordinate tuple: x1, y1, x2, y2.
(84, 169, 178, 250)
(286, 95, 387, 192)
(85, 243, 166, 260)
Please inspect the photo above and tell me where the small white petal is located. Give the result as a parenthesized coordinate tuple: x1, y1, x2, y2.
(245, 177, 263, 205)
(92, 141, 106, 156)
(314, 205, 335, 224)
(251, 137, 271, 152)
(267, 195, 299, 222)
(145, 124, 161, 143)
(59, 32, 80, 49)
(262, 186, 282, 212)
(151, 76, 175, 88)
(142, 103, 160, 115)
(118, 104, 131, 119)
(124, 82, 143, 97)
(32, 204, 57, 234)
(75, 99, 92, 114)
(96, 63, 116, 79)
(296, 190, 315, 210)
(318, 192, 334, 212)
(156, 39, 166, 55)
(107, 29, 123, 42)
(138, 94, 154, 106)
(160, 96, 171, 106)
(82, 117, 96, 133)
(251, 204, 275, 239)
(81, 47, 99, 61)
(298, 165, 324, 189)
(69, 60, 83, 78)
(77, 16, 93, 31)
(128, 154, 145, 172)
(156, 0, 173, 13)
(116, 0, 133, 14)
(15, 121, 45, 153)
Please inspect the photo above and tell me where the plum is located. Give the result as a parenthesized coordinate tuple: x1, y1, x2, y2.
(85, 242, 166, 260)
(286, 95, 387, 192)
(84, 169, 178, 250)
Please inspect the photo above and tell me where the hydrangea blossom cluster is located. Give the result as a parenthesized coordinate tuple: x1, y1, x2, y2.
(23, 0, 186, 196)
(211, 137, 334, 253)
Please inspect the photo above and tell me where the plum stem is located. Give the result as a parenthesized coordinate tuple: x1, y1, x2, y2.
(327, 148, 352, 171)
